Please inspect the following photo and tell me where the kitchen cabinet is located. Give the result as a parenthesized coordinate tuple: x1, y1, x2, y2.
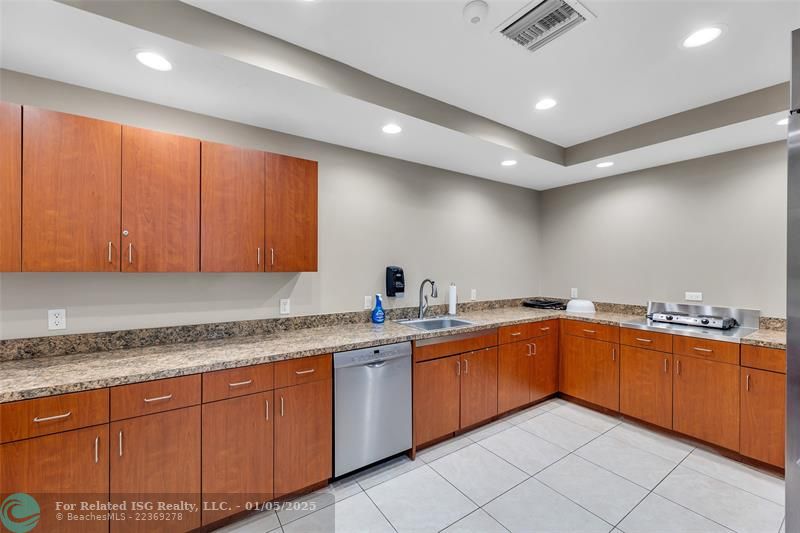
(22, 107, 121, 272)
(202, 391, 274, 524)
(740, 367, 785, 467)
(110, 406, 202, 533)
(265, 153, 318, 272)
(673, 355, 739, 451)
(274, 379, 332, 498)
(0, 101, 21, 272)
(560, 334, 619, 411)
(121, 126, 200, 272)
(460, 348, 498, 428)
(620, 346, 673, 429)
(531, 332, 559, 402)
(0, 426, 109, 533)
(498, 329, 558, 413)
(414, 355, 461, 445)
(201, 141, 265, 272)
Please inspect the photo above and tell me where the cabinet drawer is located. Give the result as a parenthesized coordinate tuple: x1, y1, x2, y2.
(203, 363, 274, 403)
(413, 329, 498, 363)
(0, 388, 109, 444)
(110, 374, 201, 421)
(274, 354, 332, 388)
(672, 336, 739, 365)
(561, 319, 619, 343)
(741, 344, 786, 374)
(620, 328, 673, 353)
(499, 320, 557, 344)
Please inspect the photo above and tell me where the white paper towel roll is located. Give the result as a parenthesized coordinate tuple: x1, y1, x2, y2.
(448, 283, 457, 315)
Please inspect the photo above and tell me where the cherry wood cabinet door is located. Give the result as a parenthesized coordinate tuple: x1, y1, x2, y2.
(620, 346, 673, 429)
(122, 126, 200, 272)
(0, 426, 109, 533)
(110, 406, 201, 533)
(498, 341, 532, 413)
(740, 368, 785, 467)
(201, 142, 265, 272)
(460, 348, 498, 428)
(530, 333, 559, 402)
(265, 154, 318, 272)
(274, 379, 332, 498)
(414, 355, 461, 446)
(202, 391, 273, 525)
(22, 107, 121, 271)
(0, 102, 21, 271)
(673, 356, 739, 451)
(560, 335, 620, 411)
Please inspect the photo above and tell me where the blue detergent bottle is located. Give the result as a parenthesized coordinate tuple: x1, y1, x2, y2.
(371, 293, 385, 324)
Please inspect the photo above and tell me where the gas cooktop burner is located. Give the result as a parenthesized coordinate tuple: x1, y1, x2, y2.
(650, 311, 737, 330)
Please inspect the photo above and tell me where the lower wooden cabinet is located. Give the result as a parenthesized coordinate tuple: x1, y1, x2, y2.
(0, 425, 109, 533)
(202, 391, 274, 524)
(498, 333, 558, 413)
(740, 367, 785, 467)
(560, 335, 620, 411)
(531, 333, 559, 403)
(414, 355, 461, 445)
(274, 379, 332, 498)
(673, 356, 739, 451)
(620, 346, 673, 429)
(460, 348, 498, 428)
(110, 406, 201, 533)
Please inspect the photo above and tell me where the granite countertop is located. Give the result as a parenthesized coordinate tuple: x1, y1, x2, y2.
(740, 329, 787, 350)
(0, 307, 785, 403)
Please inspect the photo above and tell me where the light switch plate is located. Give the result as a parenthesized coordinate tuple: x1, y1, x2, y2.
(48, 309, 66, 330)
(279, 299, 291, 314)
(470, 288, 477, 301)
(570, 288, 578, 298)
(364, 295, 372, 309)
(685, 291, 703, 301)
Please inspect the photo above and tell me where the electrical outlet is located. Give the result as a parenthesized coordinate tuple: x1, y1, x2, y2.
(470, 288, 477, 301)
(48, 309, 66, 330)
(279, 299, 290, 315)
(570, 288, 578, 298)
(364, 295, 372, 309)
(685, 291, 703, 301)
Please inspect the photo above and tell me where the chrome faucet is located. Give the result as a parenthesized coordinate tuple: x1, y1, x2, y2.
(418, 279, 438, 319)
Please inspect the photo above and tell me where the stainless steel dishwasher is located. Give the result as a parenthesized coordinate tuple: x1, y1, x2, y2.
(333, 341, 412, 477)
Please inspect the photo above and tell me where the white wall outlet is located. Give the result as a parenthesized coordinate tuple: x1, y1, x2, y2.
(570, 288, 578, 298)
(685, 291, 703, 301)
(48, 309, 66, 330)
(470, 288, 477, 301)
(279, 299, 291, 314)
(364, 295, 372, 309)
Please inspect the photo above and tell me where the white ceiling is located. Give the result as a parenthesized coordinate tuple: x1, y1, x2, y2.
(186, 0, 800, 146)
(0, 0, 793, 191)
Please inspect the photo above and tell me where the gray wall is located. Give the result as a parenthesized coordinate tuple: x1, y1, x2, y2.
(0, 71, 542, 339)
(540, 141, 787, 317)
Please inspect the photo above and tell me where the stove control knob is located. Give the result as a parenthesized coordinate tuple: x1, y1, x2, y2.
(701, 318, 709, 325)
(666, 315, 673, 320)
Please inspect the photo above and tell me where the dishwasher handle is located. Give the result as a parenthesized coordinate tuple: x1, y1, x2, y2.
(334, 344, 412, 369)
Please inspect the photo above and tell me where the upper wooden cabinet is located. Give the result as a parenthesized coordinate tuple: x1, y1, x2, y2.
(0, 102, 21, 272)
(201, 142, 266, 272)
(266, 154, 318, 272)
(122, 126, 200, 272)
(22, 107, 121, 271)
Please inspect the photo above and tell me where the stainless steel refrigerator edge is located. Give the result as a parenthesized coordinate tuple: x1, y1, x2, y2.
(787, 26, 800, 533)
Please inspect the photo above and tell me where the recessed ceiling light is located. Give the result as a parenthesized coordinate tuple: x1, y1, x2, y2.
(501, 160, 517, 167)
(382, 123, 402, 134)
(777, 118, 789, 126)
(596, 161, 614, 168)
(682, 26, 723, 48)
(535, 98, 557, 110)
(135, 51, 172, 71)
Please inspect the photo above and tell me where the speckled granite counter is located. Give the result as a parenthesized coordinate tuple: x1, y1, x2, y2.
(0, 307, 785, 403)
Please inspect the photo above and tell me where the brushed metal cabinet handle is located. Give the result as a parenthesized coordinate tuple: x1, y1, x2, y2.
(128, 243, 133, 264)
(664, 358, 668, 373)
(265, 399, 270, 421)
(540, 326, 551, 332)
(108, 241, 113, 263)
(143, 394, 173, 403)
(295, 369, 316, 375)
(676, 360, 681, 375)
(526, 343, 532, 357)
(33, 411, 72, 423)
(271, 248, 275, 266)
(118, 430, 123, 457)
(229, 379, 254, 388)
(510, 332, 522, 337)
(257, 247, 261, 266)
(532, 342, 537, 356)
(280, 396, 284, 417)
(583, 329, 596, 334)
(612, 348, 616, 361)
(693, 347, 713, 353)
(464, 358, 469, 375)
(456, 360, 461, 376)
(94, 435, 99, 464)
(746, 374, 751, 391)
(635, 338, 653, 343)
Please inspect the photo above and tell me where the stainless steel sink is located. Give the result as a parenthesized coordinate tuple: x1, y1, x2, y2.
(399, 317, 475, 331)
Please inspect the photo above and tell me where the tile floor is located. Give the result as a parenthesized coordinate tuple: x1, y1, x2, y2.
(215, 398, 786, 533)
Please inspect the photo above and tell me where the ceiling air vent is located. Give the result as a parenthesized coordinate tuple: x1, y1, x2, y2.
(499, 0, 591, 53)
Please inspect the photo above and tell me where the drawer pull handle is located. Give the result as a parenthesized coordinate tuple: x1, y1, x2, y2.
(746, 374, 751, 391)
(510, 332, 522, 336)
(265, 399, 270, 421)
(583, 329, 596, 334)
(33, 411, 72, 423)
(143, 394, 173, 403)
(540, 327, 551, 331)
(692, 347, 713, 353)
(295, 369, 316, 375)
(228, 379, 254, 388)
(94, 435, 100, 464)
(635, 338, 653, 343)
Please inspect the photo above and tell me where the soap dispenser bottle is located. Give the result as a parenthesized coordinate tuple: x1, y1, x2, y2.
(371, 293, 385, 324)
